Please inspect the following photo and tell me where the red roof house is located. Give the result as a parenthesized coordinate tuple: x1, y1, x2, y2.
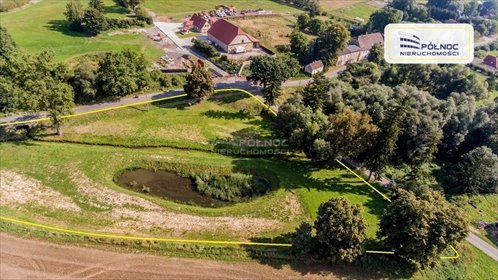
(483, 55, 498, 69)
(207, 19, 259, 53)
(189, 14, 214, 33)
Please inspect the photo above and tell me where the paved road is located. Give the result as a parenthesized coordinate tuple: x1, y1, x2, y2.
(466, 232, 498, 261)
(0, 233, 349, 279)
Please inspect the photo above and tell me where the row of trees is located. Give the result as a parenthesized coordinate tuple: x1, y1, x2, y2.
(292, 189, 468, 271)
(65, 0, 151, 35)
(0, 26, 74, 135)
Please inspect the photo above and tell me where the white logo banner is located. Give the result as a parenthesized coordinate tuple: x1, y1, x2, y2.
(384, 24, 474, 64)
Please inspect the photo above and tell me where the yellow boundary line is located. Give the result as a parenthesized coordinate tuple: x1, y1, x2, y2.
(0, 88, 276, 127)
(0, 216, 290, 247)
(0, 88, 459, 258)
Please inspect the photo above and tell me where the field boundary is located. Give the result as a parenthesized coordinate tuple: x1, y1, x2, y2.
(0, 88, 459, 259)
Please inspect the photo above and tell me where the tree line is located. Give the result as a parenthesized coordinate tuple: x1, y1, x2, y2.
(65, 0, 152, 36)
(0, 26, 182, 133)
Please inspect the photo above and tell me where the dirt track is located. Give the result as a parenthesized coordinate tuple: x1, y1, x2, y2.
(0, 233, 359, 279)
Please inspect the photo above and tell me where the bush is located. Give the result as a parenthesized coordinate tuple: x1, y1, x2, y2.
(291, 222, 314, 256)
(193, 172, 270, 202)
(211, 55, 241, 74)
(192, 39, 219, 58)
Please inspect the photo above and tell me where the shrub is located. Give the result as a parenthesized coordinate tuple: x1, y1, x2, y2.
(192, 39, 219, 58)
(194, 172, 270, 202)
(291, 222, 314, 256)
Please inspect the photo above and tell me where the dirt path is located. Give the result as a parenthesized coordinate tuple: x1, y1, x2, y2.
(0, 233, 357, 279)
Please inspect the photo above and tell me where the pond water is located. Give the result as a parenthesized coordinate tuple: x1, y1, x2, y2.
(116, 169, 228, 207)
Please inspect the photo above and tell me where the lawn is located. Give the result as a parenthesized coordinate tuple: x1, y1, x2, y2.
(488, 50, 498, 56)
(0, 0, 164, 62)
(41, 92, 274, 151)
(144, 0, 302, 21)
(228, 15, 297, 50)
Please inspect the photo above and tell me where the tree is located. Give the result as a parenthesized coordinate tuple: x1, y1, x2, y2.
(290, 31, 311, 65)
(89, 0, 105, 13)
(339, 61, 381, 89)
(367, 43, 384, 65)
(314, 22, 350, 67)
(456, 146, 498, 194)
(83, 7, 107, 35)
(64, 0, 84, 32)
(314, 197, 367, 263)
(296, 13, 311, 31)
(70, 61, 98, 102)
(440, 93, 476, 155)
(300, 73, 334, 111)
(378, 189, 468, 270)
(96, 49, 149, 98)
(118, 0, 143, 9)
(325, 108, 379, 159)
(247, 55, 299, 106)
(364, 95, 411, 180)
(367, 8, 403, 33)
(0, 25, 17, 58)
(308, 18, 325, 35)
(487, 76, 496, 92)
(183, 62, 214, 102)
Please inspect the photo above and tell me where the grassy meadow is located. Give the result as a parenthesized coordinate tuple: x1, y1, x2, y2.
(0, 0, 164, 62)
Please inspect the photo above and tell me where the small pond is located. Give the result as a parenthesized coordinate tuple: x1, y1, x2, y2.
(116, 169, 228, 207)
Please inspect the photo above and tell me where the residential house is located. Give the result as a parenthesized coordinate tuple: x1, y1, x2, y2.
(336, 32, 384, 66)
(305, 60, 324, 75)
(483, 55, 498, 69)
(188, 14, 216, 34)
(207, 19, 260, 53)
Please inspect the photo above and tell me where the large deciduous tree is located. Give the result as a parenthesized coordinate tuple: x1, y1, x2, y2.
(378, 189, 468, 270)
(183, 62, 214, 102)
(314, 197, 367, 263)
(314, 22, 350, 67)
(367, 8, 403, 33)
(247, 55, 299, 106)
(96, 49, 149, 98)
(290, 31, 311, 65)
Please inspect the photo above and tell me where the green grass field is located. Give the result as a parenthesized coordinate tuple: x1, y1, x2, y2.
(331, 2, 378, 20)
(0, 0, 163, 62)
(143, 0, 302, 21)
(42, 92, 273, 150)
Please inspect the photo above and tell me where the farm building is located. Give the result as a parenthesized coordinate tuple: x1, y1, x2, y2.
(305, 60, 324, 75)
(207, 19, 260, 53)
(336, 32, 384, 66)
(483, 55, 498, 69)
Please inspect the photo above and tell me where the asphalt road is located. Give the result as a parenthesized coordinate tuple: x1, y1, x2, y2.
(466, 232, 498, 261)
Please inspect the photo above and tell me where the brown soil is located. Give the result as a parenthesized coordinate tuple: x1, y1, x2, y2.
(0, 233, 360, 279)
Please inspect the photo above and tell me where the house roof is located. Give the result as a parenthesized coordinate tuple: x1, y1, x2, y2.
(340, 44, 362, 55)
(208, 19, 259, 46)
(483, 55, 498, 68)
(306, 60, 324, 70)
(357, 32, 384, 50)
(190, 14, 209, 29)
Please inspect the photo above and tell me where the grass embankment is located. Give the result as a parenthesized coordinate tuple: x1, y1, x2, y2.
(143, 0, 302, 21)
(0, 0, 163, 62)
